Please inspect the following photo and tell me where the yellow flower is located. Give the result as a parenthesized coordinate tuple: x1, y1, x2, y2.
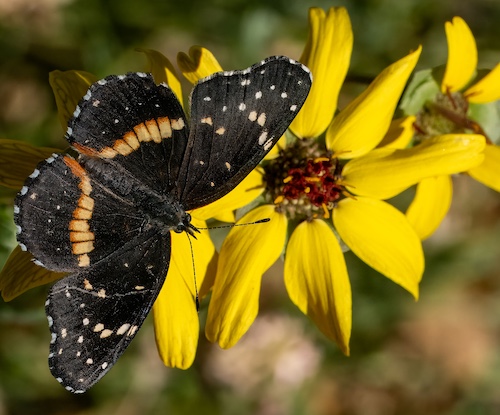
(404, 16, 500, 239)
(0, 48, 258, 369)
(201, 7, 486, 354)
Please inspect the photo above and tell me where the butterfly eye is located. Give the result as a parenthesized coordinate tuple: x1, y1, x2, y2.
(174, 224, 185, 233)
(174, 212, 191, 233)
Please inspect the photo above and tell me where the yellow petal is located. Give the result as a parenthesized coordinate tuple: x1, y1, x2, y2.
(49, 70, 98, 130)
(153, 267, 199, 369)
(327, 47, 421, 159)
(153, 220, 217, 369)
(406, 175, 453, 240)
(212, 211, 235, 223)
(377, 116, 416, 149)
(342, 134, 486, 199)
(137, 48, 183, 106)
(442, 17, 477, 92)
(284, 219, 351, 354)
(205, 206, 287, 348)
(192, 169, 264, 221)
(465, 63, 500, 103)
(0, 246, 66, 301)
(0, 139, 61, 190)
(333, 197, 423, 298)
(467, 144, 500, 191)
(177, 46, 223, 85)
(289, 7, 353, 139)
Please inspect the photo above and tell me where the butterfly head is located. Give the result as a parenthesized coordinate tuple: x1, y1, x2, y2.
(173, 212, 200, 238)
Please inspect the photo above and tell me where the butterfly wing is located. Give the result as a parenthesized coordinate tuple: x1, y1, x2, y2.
(14, 154, 145, 272)
(66, 73, 189, 194)
(47, 229, 170, 393)
(176, 56, 312, 210)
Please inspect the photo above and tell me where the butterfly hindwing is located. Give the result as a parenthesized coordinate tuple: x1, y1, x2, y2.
(177, 56, 312, 210)
(14, 153, 145, 272)
(47, 229, 170, 393)
(67, 73, 189, 193)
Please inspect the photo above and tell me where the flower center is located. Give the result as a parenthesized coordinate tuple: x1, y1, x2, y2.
(263, 139, 343, 220)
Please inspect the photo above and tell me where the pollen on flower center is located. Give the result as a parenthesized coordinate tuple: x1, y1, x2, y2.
(263, 139, 343, 219)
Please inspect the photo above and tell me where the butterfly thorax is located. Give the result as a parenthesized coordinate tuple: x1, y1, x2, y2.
(145, 198, 195, 236)
(79, 154, 195, 236)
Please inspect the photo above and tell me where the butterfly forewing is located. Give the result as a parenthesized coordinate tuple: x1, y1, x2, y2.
(67, 73, 189, 194)
(177, 56, 312, 210)
(47, 229, 170, 393)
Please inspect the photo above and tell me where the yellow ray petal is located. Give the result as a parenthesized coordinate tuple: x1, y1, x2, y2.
(0, 139, 61, 190)
(377, 116, 416, 149)
(212, 210, 235, 223)
(465, 63, 500, 104)
(467, 144, 500, 191)
(177, 46, 223, 85)
(0, 246, 66, 301)
(342, 134, 485, 199)
(333, 197, 423, 298)
(284, 219, 351, 354)
(153, 267, 199, 369)
(137, 48, 183, 106)
(205, 205, 287, 348)
(406, 175, 453, 240)
(192, 169, 264, 221)
(442, 17, 477, 93)
(49, 70, 98, 130)
(153, 220, 217, 369)
(289, 7, 353, 139)
(327, 47, 421, 159)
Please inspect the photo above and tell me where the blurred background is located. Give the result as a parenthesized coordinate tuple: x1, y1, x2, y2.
(1, 0, 500, 414)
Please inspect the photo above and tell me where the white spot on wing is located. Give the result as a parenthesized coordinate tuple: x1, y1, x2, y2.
(239, 103, 246, 111)
(257, 113, 266, 127)
(29, 169, 40, 179)
(93, 323, 104, 332)
(258, 131, 268, 145)
(117, 323, 131, 335)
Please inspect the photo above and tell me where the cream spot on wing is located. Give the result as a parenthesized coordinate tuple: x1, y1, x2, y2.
(93, 323, 104, 332)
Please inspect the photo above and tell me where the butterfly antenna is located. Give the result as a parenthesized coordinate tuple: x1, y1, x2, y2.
(186, 233, 200, 312)
(197, 217, 270, 231)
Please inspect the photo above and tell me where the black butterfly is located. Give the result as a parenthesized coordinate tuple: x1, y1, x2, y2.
(13, 56, 312, 393)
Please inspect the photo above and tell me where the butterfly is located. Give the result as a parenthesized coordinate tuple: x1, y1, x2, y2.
(13, 56, 312, 393)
